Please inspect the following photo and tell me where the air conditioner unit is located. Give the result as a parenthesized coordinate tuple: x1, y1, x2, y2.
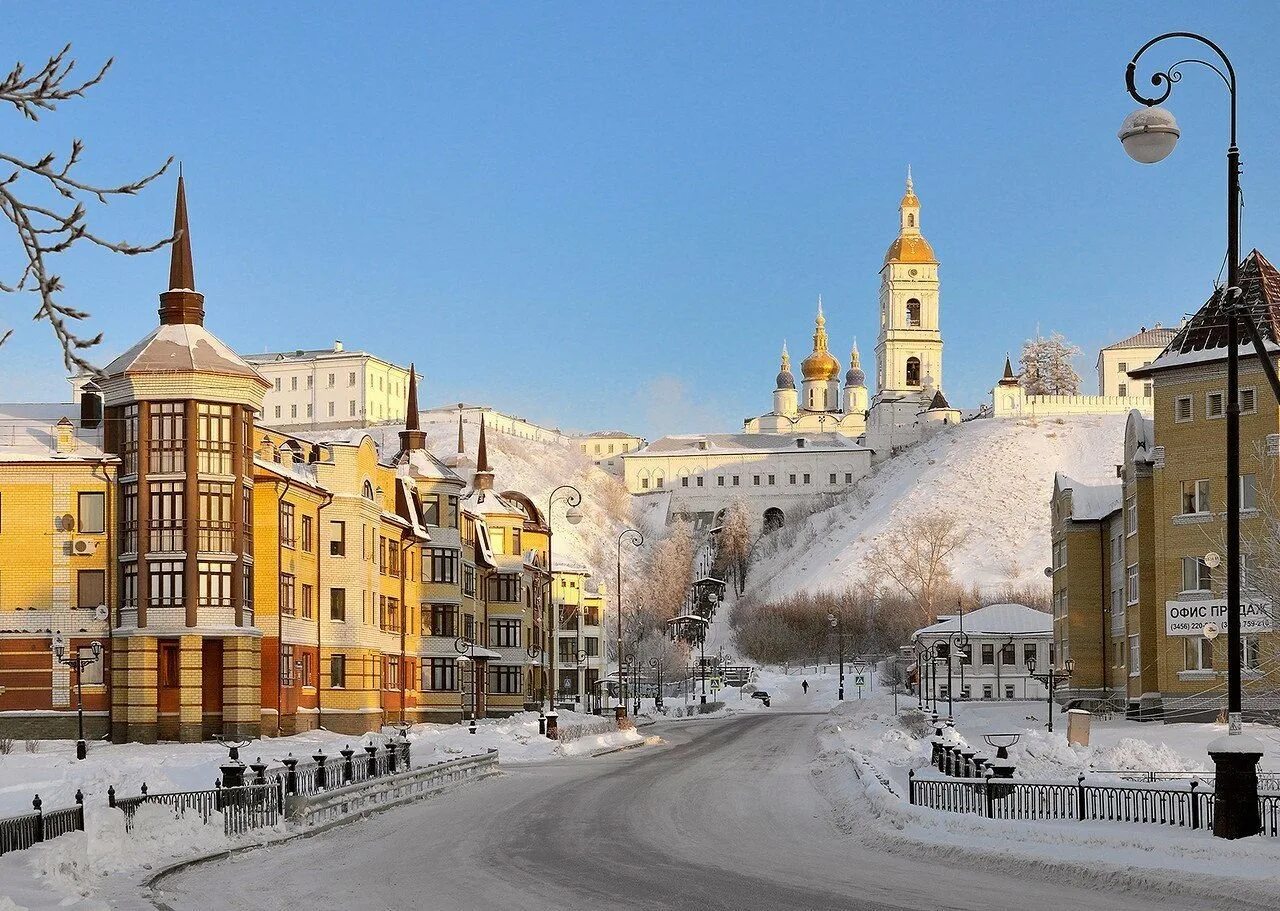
(72, 538, 98, 556)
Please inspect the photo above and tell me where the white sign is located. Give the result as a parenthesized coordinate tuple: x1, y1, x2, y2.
(1164, 600, 1274, 636)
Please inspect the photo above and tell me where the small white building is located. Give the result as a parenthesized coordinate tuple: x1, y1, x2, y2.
(911, 603, 1053, 701)
(622, 432, 872, 534)
(1096, 326, 1176, 398)
(244, 341, 413, 428)
(572, 431, 647, 477)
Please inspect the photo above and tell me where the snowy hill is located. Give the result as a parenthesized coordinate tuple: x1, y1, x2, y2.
(300, 413, 635, 588)
(747, 414, 1128, 602)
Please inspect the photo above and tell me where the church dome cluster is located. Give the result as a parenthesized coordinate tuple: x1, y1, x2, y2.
(775, 343, 796, 390)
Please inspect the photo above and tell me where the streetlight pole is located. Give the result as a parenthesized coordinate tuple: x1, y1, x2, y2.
(543, 485, 584, 740)
(1026, 655, 1073, 734)
(827, 611, 845, 700)
(615, 528, 643, 723)
(650, 656, 662, 712)
(1121, 31, 1274, 840)
(51, 634, 102, 760)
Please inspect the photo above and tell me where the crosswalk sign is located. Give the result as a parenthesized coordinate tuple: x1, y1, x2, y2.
(854, 674, 866, 687)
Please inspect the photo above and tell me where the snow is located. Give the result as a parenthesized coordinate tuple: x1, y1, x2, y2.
(749, 414, 1127, 600)
(914, 603, 1052, 637)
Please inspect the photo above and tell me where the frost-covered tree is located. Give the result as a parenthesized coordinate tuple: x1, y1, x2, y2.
(1019, 332, 1082, 396)
(715, 499, 752, 595)
(631, 520, 697, 637)
(1, 45, 174, 371)
(862, 513, 968, 627)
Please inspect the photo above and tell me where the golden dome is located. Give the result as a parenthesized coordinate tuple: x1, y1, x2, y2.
(800, 297, 841, 381)
(884, 234, 936, 265)
(900, 190, 920, 208)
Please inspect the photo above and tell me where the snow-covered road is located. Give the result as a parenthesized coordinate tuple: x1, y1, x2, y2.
(153, 712, 1262, 911)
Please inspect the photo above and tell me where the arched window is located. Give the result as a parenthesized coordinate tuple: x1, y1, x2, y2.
(763, 507, 785, 533)
(906, 357, 921, 387)
(362, 480, 375, 500)
(906, 298, 922, 327)
(907, 213, 915, 227)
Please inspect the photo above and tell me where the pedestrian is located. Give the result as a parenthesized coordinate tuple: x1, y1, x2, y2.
(802, 679, 809, 694)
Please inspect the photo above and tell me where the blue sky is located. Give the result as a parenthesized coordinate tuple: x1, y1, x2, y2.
(3, 3, 1279, 439)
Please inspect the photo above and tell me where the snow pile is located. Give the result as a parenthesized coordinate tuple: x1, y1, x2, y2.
(405, 710, 644, 763)
(748, 415, 1127, 600)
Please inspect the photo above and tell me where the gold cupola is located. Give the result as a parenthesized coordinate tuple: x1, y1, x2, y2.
(800, 296, 841, 381)
(884, 165, 936, 266)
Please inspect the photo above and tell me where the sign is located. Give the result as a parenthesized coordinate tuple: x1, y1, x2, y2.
(1165, 600, 1274, 636)
(854, 674, 866, 687)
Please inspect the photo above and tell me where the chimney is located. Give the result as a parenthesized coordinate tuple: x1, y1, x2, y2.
(79, 383, 103, 430)
(55, 417, 75, 454)
(334, 340, 344, 352)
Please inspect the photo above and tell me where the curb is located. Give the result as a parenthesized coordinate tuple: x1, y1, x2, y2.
(591, 739, 649, 758)
(143, 768, 500, 911)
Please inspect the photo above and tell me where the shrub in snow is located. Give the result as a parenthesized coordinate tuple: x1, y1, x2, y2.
(898, 710, 930, 739)
(0, 737, 13, 755)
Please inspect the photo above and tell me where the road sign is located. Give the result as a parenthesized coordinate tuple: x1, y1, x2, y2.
(854, 675, 865, 687)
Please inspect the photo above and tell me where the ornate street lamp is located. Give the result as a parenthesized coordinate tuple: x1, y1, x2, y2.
(543, 484, 583, 740)
(1121, 32, 1275, 839)
(51, 633, 101, 760)
(615, 528, 643, 723)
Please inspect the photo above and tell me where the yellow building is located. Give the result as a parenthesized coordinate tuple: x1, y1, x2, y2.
(1096, 326, 1176, 398)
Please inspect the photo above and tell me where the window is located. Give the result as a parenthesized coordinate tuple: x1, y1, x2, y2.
(1241, 474, 1257, 511)
(1117, 361, 1128, 373)
(906, 299, 922, 327)
(696, 476, 704, 487)
(280, 502, 296, 548)
(301, 652, 314, 688)
(1126, 564, 1139, 604)
(1184, 636, 1214, 671)
(983, 685, 993, 699)
(426, 658, 457, 691)
(656, 476, 664, 488)
(1117, 383, 1128, 397)
(906, 357, 921, 387)
(149, 560, 184, 607)
(306, 404, 313, 418)
(1181, 556, 1212, 592)
(1126, 496, 1137, 536)
(430, 604, 457, 637)
(732, 476, 740, 486)
(1175, 395, 1193, 423)
(1206, 391, 1224, 418)
(196, 403, 232, 474)
(148, 403, 186, 473)
(681, 476, 689, 488)
(1000, 642, 1015, 665)
(717, 476, 725, 487)
(845, 473, 853, 484)
(330, 654, 346, 688)
(279, 573, 295, 617)
(428, 548, 458, 583)
(640, 477, 649, 490)
(149, 481, 185, 552)
(290, 405, 298, 419)
(1243, 635, 1260, 670)
(1004, 684, 1015, 699)
(77, 569, 105, 609)
(753, 475, 760, 487)
(803, 473, 811, 484)
(981, 643, 994, 665)
(280, 644, 295, 686)
(463, 564, 476, 597)
(301, 515, 313, 552)
(489, 664, 523, 694)
(768, 475, 775, 486)
(585, 637, 599, 657)
(275, 406, 282, 419)
(349, 401, 357, 417)
(1023, 644, 1037, 666)
(197, 560, 232, 608)
(789, 474, 796, 485)
(829, 473, 837, 484)
(385, 656, 399, 690)
(490, 574, 521, 602)
(1240, 387, 1257, 414)
(1181, 479, 1210, 514)
(274, 378, 281, 391)
(301, 583, 314, 619)
(78, 492, 105, 534)
(1144, 383, 1152, 399)
(197, 482, 233, 552)
(330, 588, 346, 621)
(327, 373, 335, 388)
(489, 618, 521, 647)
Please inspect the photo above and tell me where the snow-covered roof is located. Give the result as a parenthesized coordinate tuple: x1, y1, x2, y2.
(632, 432, 867, 457)
(397, 448, 464, 484)
(1100, 326, 1177, 351)
(103, 323, 267, 382)
(0, 405, 112, 463)
(914, 603, 1051, 638)
(1056, 473, 1122, 520)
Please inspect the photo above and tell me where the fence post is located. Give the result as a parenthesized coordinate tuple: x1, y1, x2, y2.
(1077, 774, 1086, 821)
(32, 795, 44, 844)
(214, 778, 223, 812)
(341, 746, 355, 784)
(74, 790, 85, 832)
(282, 755, 299, 795)
(313, 751, 328, 791)
(984, 772, 994, 818)
(1190, 780, 1201, 830)
(908, 768, 916, 805)
(107, 785, 116, 809)
(250, 757, 268, 786)
(401, 740, 410, 768)
(387, 741, 399, 774)
(365, 744, 379, 778)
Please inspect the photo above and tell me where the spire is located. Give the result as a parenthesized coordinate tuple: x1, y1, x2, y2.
(457, 410, 465, 455)
(473, 413, 494, 491)
(849, 338, 861, 368)
(813, 296, 828, 350)
(780, 340, 791, 371)
(906, 164, 913, 195)
(158, 171, 206, 326)
(999, 353, 1020, 386)
(397, 364, 426, 455)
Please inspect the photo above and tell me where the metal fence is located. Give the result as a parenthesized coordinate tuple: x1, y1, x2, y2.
(264, 740, 411, 798)
(109, 781, 284, 837)
(909, 771, 1280, 836)
(0, 792, 84, 856)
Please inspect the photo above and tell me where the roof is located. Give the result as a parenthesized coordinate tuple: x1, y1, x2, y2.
(574, 430, 644, 439)
(927, 390, 952, 410)
(243, 347, 407, 369)
(883, 234, 936, 266)
(1055, 472, 1122, 520)
(1132, 250, 1280, 377)
(914, 603, 1051, 638)
(0, 405, 112, 463)
(102, 323, 266, 381)
(396, 449, 464, 484)
(632, 432, 867, 457)
(1101, 326, 1177, 351)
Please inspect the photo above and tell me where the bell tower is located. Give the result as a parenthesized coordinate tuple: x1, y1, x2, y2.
(874, 167, 943, 403)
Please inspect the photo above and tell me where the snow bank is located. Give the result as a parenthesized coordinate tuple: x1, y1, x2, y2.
(749, 415, 1127, 600)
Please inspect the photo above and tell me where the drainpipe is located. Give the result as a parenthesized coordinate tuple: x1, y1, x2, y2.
(316, 490, 333, 730)
(400, 538, 412, 726)
(275, 475, 293, 737)
(1099, 522, 1109, 710)
(92, 459, 113, 738)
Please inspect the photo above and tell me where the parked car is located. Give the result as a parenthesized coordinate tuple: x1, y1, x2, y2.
(751, 690, 771, 707)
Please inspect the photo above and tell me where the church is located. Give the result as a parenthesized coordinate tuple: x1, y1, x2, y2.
(743, 170, 960, 458)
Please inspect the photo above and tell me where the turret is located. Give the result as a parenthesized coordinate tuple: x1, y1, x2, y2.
(800, 296, 841, 413)
(472, 414, 494, 491)
(772, 341, 798, 417)
(844, 339, 868, 415)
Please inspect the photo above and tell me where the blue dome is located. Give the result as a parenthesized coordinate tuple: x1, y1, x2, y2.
(775, 369, 795, 390)
(845, 366, 865, 386)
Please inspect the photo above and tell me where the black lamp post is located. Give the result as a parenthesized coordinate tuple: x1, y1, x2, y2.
(455, 636, 478, 733)
(615, 528, 643, 723)
(51, 633, 101, 760)
(650, 656, 663, 711)
(544, 484, 584, 740)
(914, 643, 927, 710)
(948, 630, 970, 712)
(827, 611, 845, 701)
(1025, 655, 1073, 733)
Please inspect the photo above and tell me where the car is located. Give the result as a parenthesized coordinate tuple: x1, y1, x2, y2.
(750, 691, 771, 707)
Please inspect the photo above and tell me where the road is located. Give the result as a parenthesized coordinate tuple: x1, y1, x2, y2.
(155, 713, 1256, 911)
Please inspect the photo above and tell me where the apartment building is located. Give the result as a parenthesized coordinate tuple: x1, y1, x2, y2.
(245, 343, 413, 430)
(572, 431, 646, 477)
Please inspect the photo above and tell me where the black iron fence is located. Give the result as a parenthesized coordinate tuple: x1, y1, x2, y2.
(108, 781, 284, 837)
(264, 739, 411, 798)
(908, 770, 1280, 836)
(0, 792, 85, 855)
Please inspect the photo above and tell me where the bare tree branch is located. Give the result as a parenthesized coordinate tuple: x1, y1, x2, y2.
(0, 44, 174, 373)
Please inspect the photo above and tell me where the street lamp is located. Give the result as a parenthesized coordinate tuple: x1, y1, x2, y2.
(649, 656, 663, 712)
(1122, 31, 1275, 840)
(454, 637, 476, 734)
(544, 484, 584, 740)
(51, 633, 102, 760)
(827, 611, 845, 700)
(948, 630, 970, 714)
(615, 528, 643, 723)
(1025, 655, 1073, 733)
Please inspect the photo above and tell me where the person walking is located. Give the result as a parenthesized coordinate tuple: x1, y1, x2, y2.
(801, 679, 809, 695)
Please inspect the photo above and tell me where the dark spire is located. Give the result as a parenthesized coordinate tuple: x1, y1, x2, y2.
(397, 364, 426, 455)
(158, 171, 206, 326)
(473, 413, 494, 491)
(456, 410, 465, 455)
(998, 354, 1019, 386)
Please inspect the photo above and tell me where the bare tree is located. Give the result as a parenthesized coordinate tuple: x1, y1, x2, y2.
(0, 44, 173, 372)
(1019, 332, 1082, 396)
(862, 513, 968, 626)
(714, 498, 752, 595)
(630, 519, 697, 638)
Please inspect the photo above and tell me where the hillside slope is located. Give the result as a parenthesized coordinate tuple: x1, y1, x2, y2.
(747, 414, 1128, 602)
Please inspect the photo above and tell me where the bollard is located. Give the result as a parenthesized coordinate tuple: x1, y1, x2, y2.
(74, 790, 84, 831)
(387, 741, 399, 774)
(281, 754, 299, 795)
(364, 743, 379, 778)
(32, 795, 44, 843)
(313, 750, 328, 791)
(341, 745, 355, 784)
(250, 757, 268, 786)
(972, 755, 988, 779)
(961, 749, 977, 778)
(107, 785, 116, 808)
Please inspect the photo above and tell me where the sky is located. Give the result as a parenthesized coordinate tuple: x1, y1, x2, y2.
(3, 3, 1280, 440)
